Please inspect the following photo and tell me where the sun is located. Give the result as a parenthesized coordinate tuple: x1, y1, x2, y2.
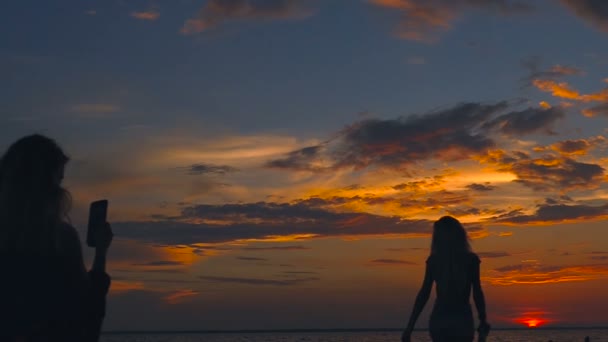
(516, 316, 548, 328)
(525, 319, 541, 328)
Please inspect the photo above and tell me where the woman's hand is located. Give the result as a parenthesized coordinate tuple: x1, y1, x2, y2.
(401, 328, 412, 342)
(95, 222, 113, 253)
(478, 320, 491, 335)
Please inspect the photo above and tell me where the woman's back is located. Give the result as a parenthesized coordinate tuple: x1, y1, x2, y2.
(428, 252, 480, 308)
(0, 224, 89, 340)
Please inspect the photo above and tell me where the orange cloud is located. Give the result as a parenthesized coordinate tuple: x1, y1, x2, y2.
(164, 289, 200, 304)
(532, 79, 581, 100)
(110, 280, 145, 294)
(484, 263, 608, 285)
(532, 78, 608, 113)
(369, 0, 531, 42)
(131, 10, 160, 21)
(181, 0, 312, 35)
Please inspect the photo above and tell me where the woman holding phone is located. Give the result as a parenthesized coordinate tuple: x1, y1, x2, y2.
(401, 216, 490, 342)
(0, 134, 113, 341)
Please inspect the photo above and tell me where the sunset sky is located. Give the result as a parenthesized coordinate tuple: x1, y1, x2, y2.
(3, 0, 608, 331)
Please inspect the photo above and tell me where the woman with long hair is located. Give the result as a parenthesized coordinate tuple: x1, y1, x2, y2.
(0, 134, 113, 341)
(401, 216, 490, 342)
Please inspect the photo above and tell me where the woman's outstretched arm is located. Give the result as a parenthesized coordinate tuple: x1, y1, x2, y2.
(404, 260, 433, 333)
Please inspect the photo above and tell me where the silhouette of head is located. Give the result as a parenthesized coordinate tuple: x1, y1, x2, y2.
(431, 216, 471, 256)
(0, 134, 71, 252)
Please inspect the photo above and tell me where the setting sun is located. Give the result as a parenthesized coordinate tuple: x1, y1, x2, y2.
(517, 318, 548, 328)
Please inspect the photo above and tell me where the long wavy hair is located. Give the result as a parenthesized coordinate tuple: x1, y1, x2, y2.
(0, 135, 72, 254)
(431, 216, 472, 257)
(430, 216, 473, 293)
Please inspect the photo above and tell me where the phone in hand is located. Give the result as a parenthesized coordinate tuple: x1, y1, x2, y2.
(87, 200, 108, 247)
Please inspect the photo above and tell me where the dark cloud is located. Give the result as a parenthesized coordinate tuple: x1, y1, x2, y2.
(115, 201, 434, 245)
(521, 57, 584, 85)
(241, 245, 311, 251)
(481, 150, 605, 191)
(180, 163, 238, 176)
(297, 190, 471, 213)
(482, 107, 565, 136)
(282, 271, 318, 274)
(542, 136, 607, 156)
(393, 176, 445, 192)
(265, 145, 327, 172)
(552, 139, 591, 155)
(181, 0, 312, 35)
(466, 183, 496, 191)
(370, 0, 533, 42)
(267, 102, 563, 173)
(370, 259, 417, 265)
(477, 251, 511, 258)
(495, 203, 608, 224)
(199, 275, 319, 286)
(236, 256, 268, 261)
(268, 102, 502, 171)
(591, 256, 608, 261)
(561, 0, 608, 32)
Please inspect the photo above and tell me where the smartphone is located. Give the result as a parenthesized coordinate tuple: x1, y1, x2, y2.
(87, 200, 108, 247)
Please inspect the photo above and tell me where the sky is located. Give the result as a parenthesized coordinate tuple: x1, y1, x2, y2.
(2, 0, 608, 331)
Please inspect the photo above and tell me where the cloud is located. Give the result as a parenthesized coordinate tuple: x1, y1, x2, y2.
(370, 258, 417, 265)
(236, 256, 268, 261)
(560, 0, 608, 33)
(485, 262, 608, 285)
(482, 107, 564, 136)
(241, 245, 311, 251)
(164, 289, 199, 304)
(181, 0, 313, 35)
(582, 103, 608, 117)
(494, 203, 608, 224)
(477, 251, 511, 258)
(131, 10, 160, 21)
(466, 183, 496, 191)
(532, 79, 608, 104)
(282, 271, 318, 275)
(178, 163, 238, 175)
(551, 139, 592, 155)
(69, 103, 121, 118)
(393, 176, 445, 192)
(532, 80, 582, 100)
(199, 275, 319, 286)
(114, 200, 436, 245)
(131, 261, 185, 266)
(479, 150, 605, 191)
(369, 0, 533, 42)
(267, 102, 559, 173)
(545, 136, 608, 155)
(521, 58, 584, 85)
(110, 281, 146, 294)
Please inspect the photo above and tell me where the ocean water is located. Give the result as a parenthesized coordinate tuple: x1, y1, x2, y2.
(101, 329, 608, 342)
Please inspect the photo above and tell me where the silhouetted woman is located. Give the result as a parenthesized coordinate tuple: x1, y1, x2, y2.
(0, 134, 113, 341)
(401, 216, 489, 342)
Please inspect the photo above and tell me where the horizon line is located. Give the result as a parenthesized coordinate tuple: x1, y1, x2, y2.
(103, 326, 608, 334)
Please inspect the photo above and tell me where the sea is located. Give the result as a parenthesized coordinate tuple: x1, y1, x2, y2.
(101, 329, 608, 342)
